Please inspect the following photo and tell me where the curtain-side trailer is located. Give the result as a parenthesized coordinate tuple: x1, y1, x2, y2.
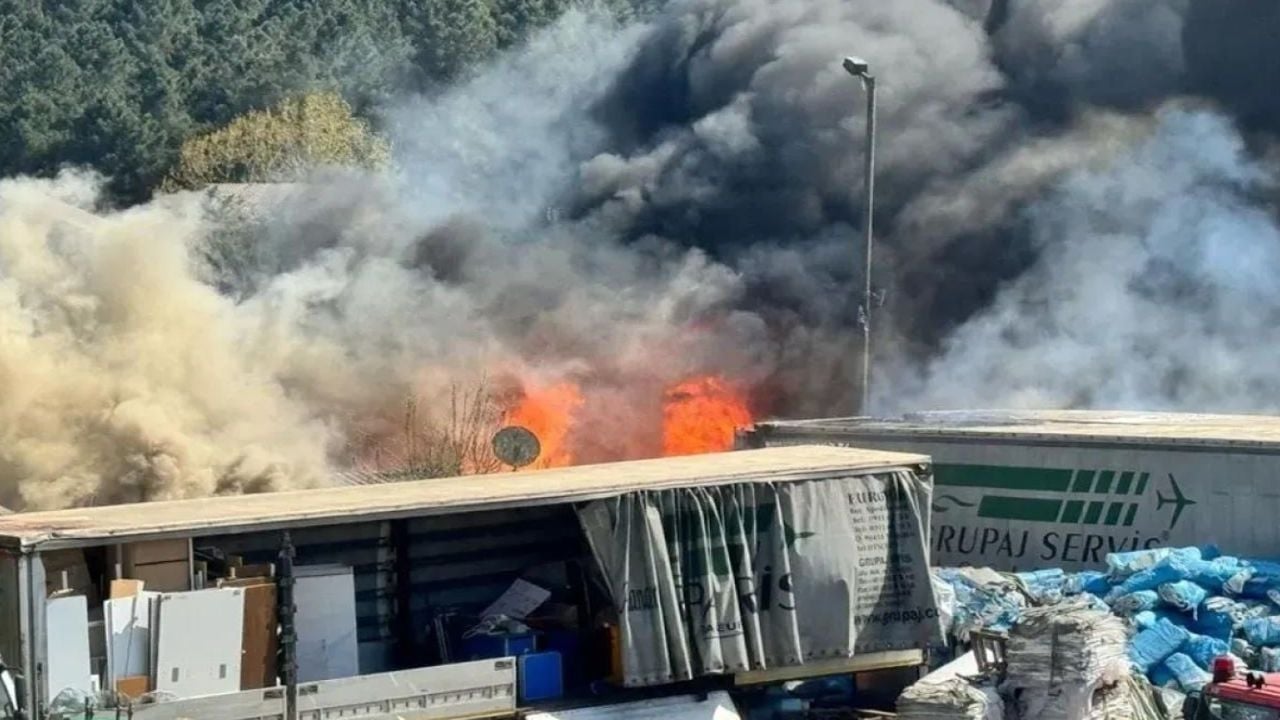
(0, 445, 942, 720)
(739, 410, 1280, 571)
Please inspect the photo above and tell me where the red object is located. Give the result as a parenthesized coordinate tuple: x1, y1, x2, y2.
(1208, 671, 1280, 710)
(1213, 656, 1237, 684)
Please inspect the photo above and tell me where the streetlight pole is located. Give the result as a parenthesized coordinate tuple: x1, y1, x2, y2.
(843, 56, 876, 415)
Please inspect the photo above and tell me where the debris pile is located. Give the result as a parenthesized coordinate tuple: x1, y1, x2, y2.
(933, 545, 1280, 696)
(1003, 603, 1129, 720)
(897, 677, 1004, 720)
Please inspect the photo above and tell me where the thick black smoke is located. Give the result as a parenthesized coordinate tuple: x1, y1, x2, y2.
(552, 0, 1280, 414)
(8, 0, 1280, 507)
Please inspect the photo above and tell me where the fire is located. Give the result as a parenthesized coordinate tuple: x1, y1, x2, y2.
(498, 374, 753, 470)
(502, 381, 583, 468)
(661, 376, 753, 457)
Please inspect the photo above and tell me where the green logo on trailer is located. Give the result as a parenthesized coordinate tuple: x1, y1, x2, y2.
(931, 465, 1196, 531)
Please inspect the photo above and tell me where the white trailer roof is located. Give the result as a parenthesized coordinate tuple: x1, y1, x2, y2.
(0, 445, 928, 550)
(750, 410, 1280, 448)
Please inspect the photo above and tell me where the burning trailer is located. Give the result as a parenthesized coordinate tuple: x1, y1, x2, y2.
(0, 445, 942, 720)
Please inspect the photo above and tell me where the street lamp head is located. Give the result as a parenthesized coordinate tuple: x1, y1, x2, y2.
(842, 56, 870, 78)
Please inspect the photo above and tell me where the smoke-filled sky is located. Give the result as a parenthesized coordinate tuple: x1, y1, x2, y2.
(3, 0, 1280, 508)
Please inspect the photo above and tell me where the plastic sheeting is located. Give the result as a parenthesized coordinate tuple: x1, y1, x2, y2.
(935, 568, 1025, 640)
(1180, 633, 1229, 669)
(1014, 569, 1066, 605)
(1130, 619, 1189, 673)
(897, 677, 1004, 720)
(577, 472, 942, 686)
(1244, 616, 1280, 647)
(1112, 591, 1160, 614)
(1262, 647, 1280, 672)
(1158, 581, 1208, 615)
(1107, 548, 1202, 579)
(1191, 597, 1240, 640)
(1065, 571, 1111, 597)
(1184, 558, 1253, 595)
(1163, 653, 1210, 692)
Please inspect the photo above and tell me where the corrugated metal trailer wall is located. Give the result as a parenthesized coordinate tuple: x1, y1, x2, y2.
(202, 502, 586, 673)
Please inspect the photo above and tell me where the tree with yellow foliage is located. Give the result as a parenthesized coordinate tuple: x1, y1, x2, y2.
(163, 92, 390, 190)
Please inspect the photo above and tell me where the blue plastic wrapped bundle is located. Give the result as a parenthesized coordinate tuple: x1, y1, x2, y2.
(1148, 663, 1178, 688)
(1133, 609, 1184, 630)
(1112, 590, 1161, 614)
(1015, 568, 1066, 604)
(1079, 593, 1110, 613)
(1184, 557, 1254, 595)
(1202, 545, 1223, 561)
(1108, 547, 1202, 579)
(1165, 652, 1212, 692)
(1240, 599, 1277, 620)
(1130, 618, 1191, 673)
(934, 568, 1025, 638)
(1159, 580, 1209, 615)
(1232, 638, 1259, 667)
(1181, 632, 1230, 669)
(1244, 616, 1280, 646)
(1239, 560, 1280, 599)
(1064, 570, 1111, 597)
(1193, 597, 1242, 640)
(1264, 647, 1280, 672)
(1107, 556, 1198, 599)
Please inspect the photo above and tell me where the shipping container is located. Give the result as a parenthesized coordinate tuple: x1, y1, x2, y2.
(0, 445, 941, 720)
(739, 410, 1280, 571)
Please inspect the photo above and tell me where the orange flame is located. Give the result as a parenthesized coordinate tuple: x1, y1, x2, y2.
(661, 376, 752, 457)
(502, 382, 583, 467)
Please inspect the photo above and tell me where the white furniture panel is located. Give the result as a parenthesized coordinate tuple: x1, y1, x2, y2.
(154, 588, 245, 699)
(104, 590, 159, 685)
(46, 595, 93, 702)
(294, 565, 359, 682)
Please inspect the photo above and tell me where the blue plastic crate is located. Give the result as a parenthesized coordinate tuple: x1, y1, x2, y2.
(461, 632, 536, 661)
(518, 651, 564, 704)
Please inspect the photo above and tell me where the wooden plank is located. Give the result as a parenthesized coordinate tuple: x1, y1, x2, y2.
(128, 539, 190, 565)
(110, 579, 144, 599)
(229, 564, 274, 580)
(239, 583, 278, 690)
(133, 561, 190, 592)
(115, 675, 149, 699)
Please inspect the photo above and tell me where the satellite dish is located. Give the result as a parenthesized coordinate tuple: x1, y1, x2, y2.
(492, 426, 541, 469)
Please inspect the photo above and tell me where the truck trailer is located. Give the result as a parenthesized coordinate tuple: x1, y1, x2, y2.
(738, 410, 1280, 571)
(0, 445, 941, 720)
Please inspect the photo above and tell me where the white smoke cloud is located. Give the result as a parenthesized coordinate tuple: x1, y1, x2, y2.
(0, 173, 333, 509)
(895, 105, 1280, 412)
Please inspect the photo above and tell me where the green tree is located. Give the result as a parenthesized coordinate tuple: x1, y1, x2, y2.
(400, 0, 499, 83)
(162, 92, 391, 190)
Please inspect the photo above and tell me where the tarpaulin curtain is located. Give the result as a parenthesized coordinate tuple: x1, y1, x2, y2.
(576, 470, 942, 687)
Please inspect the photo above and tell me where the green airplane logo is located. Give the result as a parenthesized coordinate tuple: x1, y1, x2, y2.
(932, 464, 1198, 531)
(1156, 474, 1195, 531)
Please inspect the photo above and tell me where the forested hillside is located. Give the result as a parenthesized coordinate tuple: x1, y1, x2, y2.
(0, 0, 645, 202)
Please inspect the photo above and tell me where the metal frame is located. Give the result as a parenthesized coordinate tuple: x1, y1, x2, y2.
(732, 649, 924, 686)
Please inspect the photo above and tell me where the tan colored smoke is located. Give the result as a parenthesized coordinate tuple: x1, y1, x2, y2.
(0, 172, 332, 510)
